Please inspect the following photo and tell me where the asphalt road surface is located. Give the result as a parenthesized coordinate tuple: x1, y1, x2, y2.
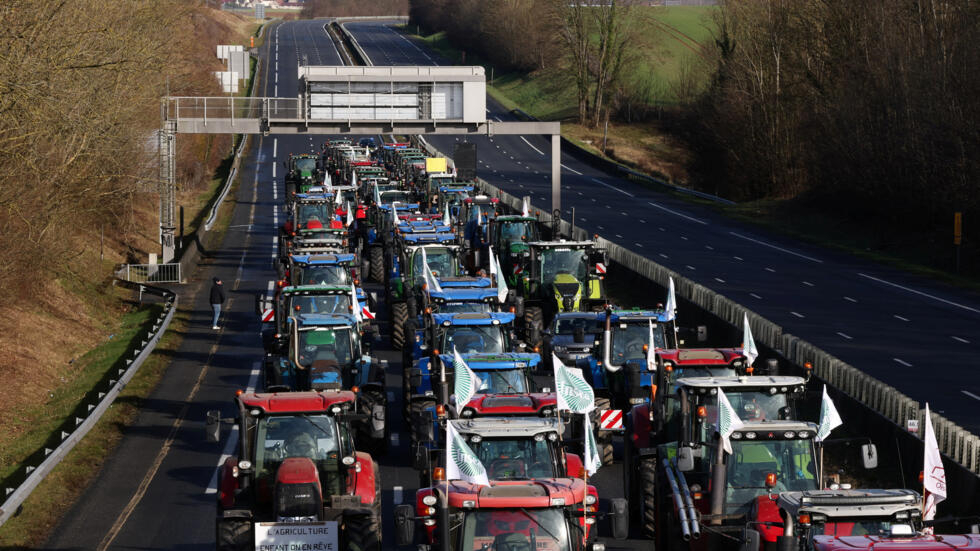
(41, 16, 980, 551)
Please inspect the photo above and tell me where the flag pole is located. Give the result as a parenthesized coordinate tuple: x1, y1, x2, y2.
(582, 412, 589, 548)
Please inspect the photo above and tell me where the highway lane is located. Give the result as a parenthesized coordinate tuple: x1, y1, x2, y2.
(345, 21, 980, 435)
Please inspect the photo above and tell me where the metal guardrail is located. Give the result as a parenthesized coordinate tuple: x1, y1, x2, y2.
(0, 281, 177, 527)
(414, 135, 980, 479)
(119, 263, 182, 283)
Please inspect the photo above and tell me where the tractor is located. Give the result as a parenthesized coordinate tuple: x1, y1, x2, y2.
(283, 153, 323, 196)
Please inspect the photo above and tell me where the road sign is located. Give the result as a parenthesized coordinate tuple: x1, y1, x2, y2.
(595, 262, 606, 275)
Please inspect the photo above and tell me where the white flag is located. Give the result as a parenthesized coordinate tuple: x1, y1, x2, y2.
(742, 313, 758, 368)
(664, 277, 677, 321)
(488, 245, 498, 283)
(453, 348, 482, 408)
(553, 353, 595, 414)
(391, 204, 399, 229)
(646, 320, 657, 372)
(334, 187, 342, 205)
(350, 281, 362, 323)
(443, 204, 451, 227)
(815, 385, 843, 442)
(421, 247, 443, 294)
(477, 207, 483, 226)
(373, 182, 381, 205)
(345, 201, 354, 228)
(717, 387, 745, 455)
(583, 414, 601, 475)
(494, 254, 508, 304)
(923, 403, 946, 524)
(446, 421, 489, 485)
(522, 197, 530, 217)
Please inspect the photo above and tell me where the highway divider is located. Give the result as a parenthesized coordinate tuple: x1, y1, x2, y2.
(0, 281, 177, 527)
(413, 135, 980, 517)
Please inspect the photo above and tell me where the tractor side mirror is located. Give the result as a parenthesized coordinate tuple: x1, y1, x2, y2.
(394, 504, 415, 546)
(861, 443, 878, 469)
(677, 446, 695, 472)
(609, 497, 628, 540)
(205, 409, 221, 443)
(696, 325, 707, 342)
(740, 528, 761, 551)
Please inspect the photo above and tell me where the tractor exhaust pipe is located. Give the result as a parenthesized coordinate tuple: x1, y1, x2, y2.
(602, 307, 620, 372)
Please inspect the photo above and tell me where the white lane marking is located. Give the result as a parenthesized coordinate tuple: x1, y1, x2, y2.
(791, 311, 805, 318)
(640, 219, 646, 224)
(635, 243, 643, 248)
(952, 336, 970, 344)
(733, 256, 743, 261)
(615, 234, 623, 238)
(705, 245, 713, 250)
(272, 138, 277, 159)
(893, 358, 913, 367)
(597, 225, 604, 230)
(685, 265, 696, 271)
(494, 116, 502, 122)
(272, 161, 276, 178)
(520, 137, 545, 155)
(764, 267, 775, 273)
(894, 315, 910, 322)
(206, 362, 261, 494)
(561, 164, 583, 175)
(272, 236, 278, 245)
(750, 293, 762, 299)
(802, 281, 814, 287)
(837, 332, 853, 340)
(267, 280, 275, 294)
(393, 485, 404, 504)
(659, 253, 669, 259)
(728, 232, 823, 263)
(659, 227, 665, 232)
(391, 433, 400, 447)
(714, 278, 725, 283)
(275, 61, 278, 71)
(274, 84, 278, 96)
(843, 296, 857, 303)
(680, 236, 688, 241)
(275, 72, 278, 83)
(857, 272, 980, 315)
(648, 201, 707, 225)
(962, 390, 980, 401)
(591, 178, 634, 197)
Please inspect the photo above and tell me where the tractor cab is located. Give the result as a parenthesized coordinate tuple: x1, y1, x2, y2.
(283, 194, 335, 234)
(207, 390, 380, 551)
(434, 312, 517, 356)
(264, 285, 360, 351)
(286, 253, 357, 287)
(436, 184, 475, 220)
(490, 215, 540, 283)
(542, 312, 606, 372)
(264, 313, 366, 392)
(284, 153, 322, 195)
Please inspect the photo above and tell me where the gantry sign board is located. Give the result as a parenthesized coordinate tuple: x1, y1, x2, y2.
(298, 66, 486, 124)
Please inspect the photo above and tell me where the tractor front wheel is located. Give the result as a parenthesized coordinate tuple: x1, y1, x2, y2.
(368, 247, 384, 283)
(391, 302, 408, 350)
(216, 519, 251, 551)
(524, 306, 543, 348)
(639, 456, 657, 540)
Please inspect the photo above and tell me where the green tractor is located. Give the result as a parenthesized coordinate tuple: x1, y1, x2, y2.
(513, 240, 607, 347)
(489, 214, 541, 286)
(284, 153, 323, 196)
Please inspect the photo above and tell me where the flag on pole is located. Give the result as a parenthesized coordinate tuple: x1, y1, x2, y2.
(488, 246, 498, 284)
(583, 416, 601, 475)
(350, 281, 362, 323)
(446, 421, 489, 485)
(553, 353, 595, 414)
(646, 320, 657, 372)
(453, 348, 483, 408)
(522, 197, 530, 218)
(421, 247, 443, 294)
(717, 387, 745, 455)
(923, 403, 946, 526)
(373, 182, 381, 205)
(815, 385, 843, 441)
(742, 313, 758, 368)
(345, 201, 354, 228)
(494, 254, 508, 304)
(664, 277, 677, 321)
(443, 204, 451, 227)
(477, 207, 483, 226)
(391, 204, 399, 229)
(334, 187, 342, 205)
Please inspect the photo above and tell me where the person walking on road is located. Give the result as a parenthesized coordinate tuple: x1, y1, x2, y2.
(210, 277, 226, 330)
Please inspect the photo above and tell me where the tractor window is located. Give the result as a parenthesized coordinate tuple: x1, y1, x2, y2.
(473, 368, 528, 395)
(296, 204, 332, 227)
(554, 317, 601, 335)
(438, 301, 493, 314)
(442, 325, 506, 354)
(539, 249, 588, 287)
(470, 437, 556, 479)
(459, 508, 571, 551)
(500, 221, 537, 243)
(610, 323, 667, 366)
(696, 392, 791, 443)
(296, 327, 354, 368)
(467, 203, 494, 222)
(381, 191, 412, 204)
(724, 439, 817, 515)
(254, 414, 342, 496)
(295, 265, 348, 286)
(288, 294, 353, 316)
(413, 248, 455, 280)
(812, 518, 910, 538)
(295, 158, 317, 173)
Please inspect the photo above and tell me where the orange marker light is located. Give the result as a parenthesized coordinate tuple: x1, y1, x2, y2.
(433, 467, 446, 481)
(696, 406, 707, 419)
(798, 514, 811, 526)
(765, 473, 777, 488)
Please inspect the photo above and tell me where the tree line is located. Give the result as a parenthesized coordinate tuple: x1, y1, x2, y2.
(302, 0, 409, 18)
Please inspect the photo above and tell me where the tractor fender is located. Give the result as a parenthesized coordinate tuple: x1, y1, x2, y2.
(352, 452, 378, 506)
(217, 456, 240, 509)
(754, 494, 784, 543)
(628, 403, 653, 450)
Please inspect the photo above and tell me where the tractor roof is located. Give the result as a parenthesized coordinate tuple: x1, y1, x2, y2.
(296, 313, 357, 327)
(437, 276, 491, 288)
(445, 478, 586, 509)
(290, 253, 356, 265)
(777, 489, 921, 518)
(527, 240, 593, 248)
(463, 394, 558, 416)
(401, 232, 455, 244)
(439, 185, 474, 193)
(452, 417, 560, 438)
(293, 193, 333, 202)
(239, 390, 355, 414)
(734, 420, 819, 436)
(496, 215, 537, 222)
(430, 287, 498, 302)
(433, 312, 515, 327)
(441, 352, 540, 370)
(677, 375, 806, 391)
(659, 348, 745, 366)
(612, 309, 672, 323)
(283, 285, 350, 295)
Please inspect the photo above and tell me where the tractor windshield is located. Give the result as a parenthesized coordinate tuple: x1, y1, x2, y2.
(458, 508, 571, 551)
(253, 414, 343, 499)
(467, 203, 495, 222)
(723, 439, 817, 516)
(442, 325, 507, 354)
(469, 437, 556, 479)
(473, 368, 528, 395)
(812, 518, 913, 538)
(438, 301, 493, 314)
(499, 221, 538, 243)
(413, 248, 456, 281)
(295, 265, 348, 286)
(610, 323, 668, 366)
(539, 249, 588, 287)
(695, 392, 791, 442)
(296, 203, 332, 227)
(294, 158, 317, 173)
(554, 316, 601, 335)
(381, 191, 413, 204)
(288, 294, 353, 316)
(296, 327, 354, 368)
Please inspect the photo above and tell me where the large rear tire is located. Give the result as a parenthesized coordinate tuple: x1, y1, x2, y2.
(368, 246, 384, 283)
(593, 396, 615, 465)
(216, 519, 251, 551)
(391, 302, 408, 350)
(639, 456, 658, 540)
(345, 505, 381, 551)
(524, 305, 543, 347)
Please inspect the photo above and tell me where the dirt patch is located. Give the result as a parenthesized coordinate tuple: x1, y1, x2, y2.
(564, 121, 691, 185)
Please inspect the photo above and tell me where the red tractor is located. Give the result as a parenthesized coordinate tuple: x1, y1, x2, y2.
(206, 390, 381, 551)
(394, 478, 628, 551)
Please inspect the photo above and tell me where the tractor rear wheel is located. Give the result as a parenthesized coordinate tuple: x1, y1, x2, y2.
(593, 397, 615, 465)
(639, 456, 657, 540)
(345, 507, 381, 551)
(368, 246, 384, 283)
(360, 389, 388, 456)
(216, 519, 250, 551)
(524, 306, 543, 347)
(391, 302, 408, 350)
